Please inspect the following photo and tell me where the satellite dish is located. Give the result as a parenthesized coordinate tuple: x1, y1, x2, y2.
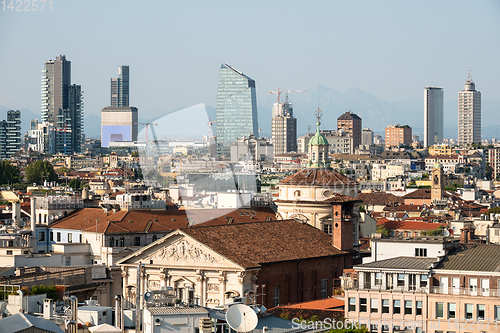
(20, 221, 26, 227)
(225, 304, 258, 332)
(443, 229, 450, 236)
(144, 292, 152, 302)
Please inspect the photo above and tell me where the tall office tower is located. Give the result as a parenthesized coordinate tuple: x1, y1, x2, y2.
(337, 111, 362, 151)
(101, 106, 138, 147)
(271, 101, 297, 154)
(458, 74, 481, 145)
(362, 128, 374, 146)
(111, 65, 130, 107)
(0, 110, 21, 158)
(424, 87, 444, 148)
(216, 63, 258, 156)
(41, 55, 84, 154)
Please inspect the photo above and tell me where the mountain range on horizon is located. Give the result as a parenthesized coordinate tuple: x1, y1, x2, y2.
(2, 85, 499, 142)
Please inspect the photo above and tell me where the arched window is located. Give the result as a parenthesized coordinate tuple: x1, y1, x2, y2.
(152, 235, 157, 242)
(109, 237, 114, 247)
(120, 236, 125, 247)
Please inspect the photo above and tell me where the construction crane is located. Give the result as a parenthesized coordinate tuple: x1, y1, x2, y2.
(207, 119, 216, 137)
(138, 122, 158, 145)
(268, 88, 307, 104)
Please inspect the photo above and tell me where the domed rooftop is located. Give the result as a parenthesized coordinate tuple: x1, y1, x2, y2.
(433, 159, 443, 170)
(308, 122, 329, 146)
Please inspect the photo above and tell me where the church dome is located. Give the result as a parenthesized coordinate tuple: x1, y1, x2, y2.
(308, 122, 329, 146)
(433, 159, 443, 170)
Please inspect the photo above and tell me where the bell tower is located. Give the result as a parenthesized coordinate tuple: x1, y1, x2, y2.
(431, 159, 444, 203)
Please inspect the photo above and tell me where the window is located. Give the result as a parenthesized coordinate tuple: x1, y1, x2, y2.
(420, 274, 428, 288)
(416, 301, 422, 315)
(448, 303, 456, 319)
(323, 223, 332, 235)
(321, 279, 328, 299)
(397, 274, 405, 287)
(6, 250, 12, 255)
(409, 274, 417, 290)
(465, 304, 473, 319)
(477, 304, 485, 320)
(415, 247, 428, 257)
(436, 302, 444, 318)
(152, 235, 158, 242)
(65, 256, 71, 266)
(79, 234, 82, 243)
(39, 231, 45, 242)
(360, 298, 367, 312)
(348, 297, 356, 312)
(109, 237, 114, 247)
(134, 237, 140, 246)
(57, 232, 61, 242)
(404, 300, 412, 315)
(50, 231, 53, 241)
(273, 287, 280, 307)
(120, 237, 125, 247)
(370, 298, 378, 313)
(68, 233, 73, 243)
(495, 305, 500, 321)
(382, 299, 389, 313)
(393, 300, 401, 314)
(375, 273, 383, 286)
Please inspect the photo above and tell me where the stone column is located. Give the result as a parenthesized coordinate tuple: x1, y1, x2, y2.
(160, 268, 169, 288)
(219, 271, 227, 306)
(121, 268, 129, 298)
(404, 274, 409, 291)
(359, 272, 365, 289)
(382, 272, 387, 290)
(195, 270, 204, 306)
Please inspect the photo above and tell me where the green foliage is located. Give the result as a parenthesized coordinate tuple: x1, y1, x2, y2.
(25, 160, 58, 185)
(421, 173, 429, 180)
(131, 151, 139, 157)
(376, 225, 390, 238)
(445, 183, 458, 191)
(358, 205, 365, 213)
(68, 178, 82, 191)
(485, 162, 493, 180)
(0, 161, 20, 185)
(58, 167, 71, 174)
(487, 207, 500, 215)
(29, 284, 58, 300)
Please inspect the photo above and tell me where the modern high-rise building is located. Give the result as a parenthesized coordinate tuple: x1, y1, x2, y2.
(458, 74, 481, 145)
(0, 110, 21, 158)
(216, 63, 258, 156)
(271, 101, 297, 155)
(361, 128, 374, 146)
(41, 55, 84, 154)
(424, 87, 444, 148)
(337, 111, 362, 151)
(101, 107, 138, 147)
(111, 65, 130, 107)
(102, 65, 137, 148)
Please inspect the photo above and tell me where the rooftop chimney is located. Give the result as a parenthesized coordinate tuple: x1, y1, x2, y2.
(460, 227, 469, 244)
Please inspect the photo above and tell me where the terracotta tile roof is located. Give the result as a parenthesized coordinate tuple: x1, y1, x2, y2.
(283, 298, 344, 310)
(358, 192, 404, 206)
(404, 189, 431, 199)
(384, 204, 426, 212)
(49, 207, 276, 234)
(378, 220, 447, 231)
(278, 169, 358, 187)
(182, 220, 348, 269)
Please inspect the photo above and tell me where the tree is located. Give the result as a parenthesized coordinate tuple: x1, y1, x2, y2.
(487, 207, 500, 215)
(485, 162, 493, 180)
(25, 160, 58, 185)
(376, 225, 390, 238)
(68, 178, 82, 191)
(0, 161, 20, 185)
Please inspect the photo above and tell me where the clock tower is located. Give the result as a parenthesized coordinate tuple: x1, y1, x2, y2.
(431, 159, 444, 203)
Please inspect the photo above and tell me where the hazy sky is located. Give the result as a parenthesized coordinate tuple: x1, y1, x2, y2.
(0, 0, 499, 123)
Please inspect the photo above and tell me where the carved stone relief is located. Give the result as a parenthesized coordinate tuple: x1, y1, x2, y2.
(145, 240, 217, 263)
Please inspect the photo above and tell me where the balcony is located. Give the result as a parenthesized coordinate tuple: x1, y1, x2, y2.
(430, 286, 500, 297)
(343, 279, 428, 294)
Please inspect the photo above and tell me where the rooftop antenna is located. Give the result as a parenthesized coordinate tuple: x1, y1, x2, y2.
(468, 69, 471, 80)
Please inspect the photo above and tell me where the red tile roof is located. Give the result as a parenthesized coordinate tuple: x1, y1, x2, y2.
(379, 220, 447, 231)
(181, 219, 348, 269)
(278, 169, 358, 187)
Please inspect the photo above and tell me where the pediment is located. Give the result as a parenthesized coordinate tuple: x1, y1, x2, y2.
(118, 231, 243, 270)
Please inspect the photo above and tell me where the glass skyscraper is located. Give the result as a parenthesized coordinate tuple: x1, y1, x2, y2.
(216, 63, 258, 156)
(111, 65, 130, 107)
(424, 86, 444, 148)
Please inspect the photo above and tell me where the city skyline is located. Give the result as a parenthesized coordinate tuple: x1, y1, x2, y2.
(0, 1, 499, 139)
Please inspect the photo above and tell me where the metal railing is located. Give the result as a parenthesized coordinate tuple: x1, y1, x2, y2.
(430, 286, 500, 297)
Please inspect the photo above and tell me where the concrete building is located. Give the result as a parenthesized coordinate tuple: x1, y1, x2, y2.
(216, 64, 258, 157)
(271, 102, 297, 154)
(424, 87, 444, 148)
(111, 65, 129, 107)
(41, 55, 84, 154)
(337, 111, 362, 151)
(0, 110, 21, 158)
(101, 106, 138, 148)
(298, 130, 353, 155)
(230, 135, 273, 163)
(362, 128, 374, 146)
(488, 147, 500, 180)
(458, 74, 481, 145)
(385, 125, 412, 148)
(28, 120, 55, 153)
